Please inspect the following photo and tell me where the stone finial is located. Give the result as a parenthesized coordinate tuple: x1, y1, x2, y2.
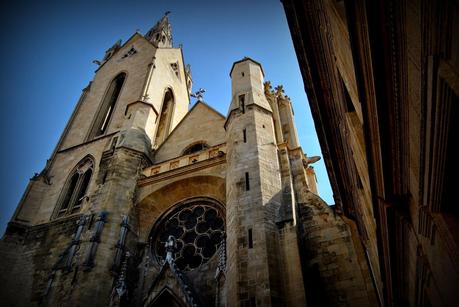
(274, 85, 285, 97)
(185, 64, 192, 77)
(104, 40, 122, 60)
(264, 81, 273, 96)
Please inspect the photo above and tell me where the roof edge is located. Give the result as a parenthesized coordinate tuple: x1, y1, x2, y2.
(229, 57, 265, 77)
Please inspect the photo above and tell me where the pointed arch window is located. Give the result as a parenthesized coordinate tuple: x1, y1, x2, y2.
(155, 89, 175, 146)
(54, 157, 94, 219)
(89, 73, 126, 139)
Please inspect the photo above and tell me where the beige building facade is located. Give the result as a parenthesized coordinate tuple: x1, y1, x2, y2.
(282, 0, 459, 306)
(0, 15, 377, 306)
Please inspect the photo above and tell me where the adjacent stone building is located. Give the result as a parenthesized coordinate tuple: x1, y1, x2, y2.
(0, 14, 377, 306)
(282, 0, 459, 306)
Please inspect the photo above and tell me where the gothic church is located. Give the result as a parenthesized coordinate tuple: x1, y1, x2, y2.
(0, 15, 377, 306)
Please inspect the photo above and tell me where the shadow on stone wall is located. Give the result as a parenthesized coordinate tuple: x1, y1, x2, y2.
(297, 191, 377, 307)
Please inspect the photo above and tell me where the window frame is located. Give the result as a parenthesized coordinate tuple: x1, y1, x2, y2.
(53, 156, 94, 219)
(154, 88, 175, 146)
(88, 72, 127, 140)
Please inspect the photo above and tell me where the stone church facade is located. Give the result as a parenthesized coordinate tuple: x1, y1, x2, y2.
(0, 15, 377, 306)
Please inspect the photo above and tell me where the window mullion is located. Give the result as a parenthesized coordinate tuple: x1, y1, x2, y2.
(67, 173, 84, 215)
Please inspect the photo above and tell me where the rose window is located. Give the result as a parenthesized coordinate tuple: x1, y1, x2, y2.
(152, 199, 225, 271)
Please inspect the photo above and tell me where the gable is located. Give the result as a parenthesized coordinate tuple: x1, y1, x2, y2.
(95, 33, 153, 73)
(144, 265, 189, 307)
(154, 102, 226, 163)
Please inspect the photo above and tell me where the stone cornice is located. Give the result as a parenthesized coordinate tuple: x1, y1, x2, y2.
(138, 155, 225, 187)
(224, 103, 272, 130)
(125, 100, 159, 116)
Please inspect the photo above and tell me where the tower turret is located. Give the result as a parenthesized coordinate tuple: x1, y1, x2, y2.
(225, 58, 284, 306)
(275, 85, 300, 148)
(227, 57, 272, 115)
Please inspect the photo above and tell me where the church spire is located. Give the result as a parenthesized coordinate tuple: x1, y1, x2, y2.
(145, 12, 173, 48)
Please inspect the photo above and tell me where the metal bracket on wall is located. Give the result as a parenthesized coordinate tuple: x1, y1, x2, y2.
(112, 215, 130, 272)
(82, 211, 108, 270)
(42, 214, 89, 297)
(64, 215, 88, 271)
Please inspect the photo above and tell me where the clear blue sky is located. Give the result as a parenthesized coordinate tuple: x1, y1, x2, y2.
(0, 0, 333, 234)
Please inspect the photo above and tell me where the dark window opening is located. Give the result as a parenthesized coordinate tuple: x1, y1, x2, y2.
(183, 142, 209, 155)
(248, 228, 253, 249)
(56, 159, 93, 219)
(58, 173, 79, 217)
(151, 289, 184, 307)
(72, 169, 92, 213)
(241, 72, 245, 77)
(155, 89, 175, 146)
(90, 73, 126, 139)
(243, 129, 247, 143)
(250, 296, 256, 307)
(239, 95, 245, 114)
(245, 172, 250, 191)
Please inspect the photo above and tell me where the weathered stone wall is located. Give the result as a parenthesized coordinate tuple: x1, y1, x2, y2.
(323, 1, 382, 296)
(15, 135, 114, 224)
(285, 138, 377, 307)
(277, 223, 308, 306)
(0, 215, 84, 306)
(72, 147, 148, 306)
(298, 192, 377, 307)
(283, 0, 459, 305)
(154, 102, 226, 163)
(2, 145, 151, 307)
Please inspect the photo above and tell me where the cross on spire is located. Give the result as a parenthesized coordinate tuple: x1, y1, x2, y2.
(191, 88, 206, 102)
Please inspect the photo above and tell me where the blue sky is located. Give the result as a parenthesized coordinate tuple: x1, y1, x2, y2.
(0, 0, 333, 234)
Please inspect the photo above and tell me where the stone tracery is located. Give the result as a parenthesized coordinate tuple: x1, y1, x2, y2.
(151, 199, 225, 271)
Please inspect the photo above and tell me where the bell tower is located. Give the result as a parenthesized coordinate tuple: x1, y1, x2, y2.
(1, 14, 191, 306)
(225, 58, 285, 306)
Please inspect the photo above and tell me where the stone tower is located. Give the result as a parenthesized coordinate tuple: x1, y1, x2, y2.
(0, 14, 190, 306)
(1, 16, 379, 307)
(225, 58, 285, 306)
